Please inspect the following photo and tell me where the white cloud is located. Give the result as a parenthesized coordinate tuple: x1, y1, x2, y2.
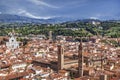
(17, 9, 54, 19)
(0, 12, 2, 14)
(90, 17, 98, 19)
(90, 14, 102, 19)
(28, 0, 59, 8)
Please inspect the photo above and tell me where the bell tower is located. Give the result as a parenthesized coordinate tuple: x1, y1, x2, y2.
(78, 38, 84, 77)
(57, 44, 64, 71)
(49, 31, 52, 41)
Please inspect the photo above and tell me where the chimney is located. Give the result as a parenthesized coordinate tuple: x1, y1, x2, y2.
(57, 44, 64, 71)
(78, 38, 84, 77)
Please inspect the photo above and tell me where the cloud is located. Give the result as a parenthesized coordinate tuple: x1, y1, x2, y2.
(17, 9, 54, 19)
(0, 0, 119, 20)
(90, 14, 102, 19)
(90, 17, 98, 19)
(0, 12, 2, 14)
(28, 0, 59, 8)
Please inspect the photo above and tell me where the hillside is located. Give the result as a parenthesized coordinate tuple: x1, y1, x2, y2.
(0, 14, 74, 23)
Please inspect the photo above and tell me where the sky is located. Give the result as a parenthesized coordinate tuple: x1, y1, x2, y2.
(0, 0, 120, 20)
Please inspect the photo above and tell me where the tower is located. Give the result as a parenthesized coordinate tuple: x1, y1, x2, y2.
(57, 44, 64, 71)
(101, 53, 104, 70)
(49, 31, 52, 41)
(78, 38, 84, 77)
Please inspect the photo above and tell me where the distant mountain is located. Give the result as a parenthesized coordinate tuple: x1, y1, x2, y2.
(0, 14, 74, 24)
(47, 17, 76, 23)
(0, 14, 119, 24)
(0, 14, 46, 23)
